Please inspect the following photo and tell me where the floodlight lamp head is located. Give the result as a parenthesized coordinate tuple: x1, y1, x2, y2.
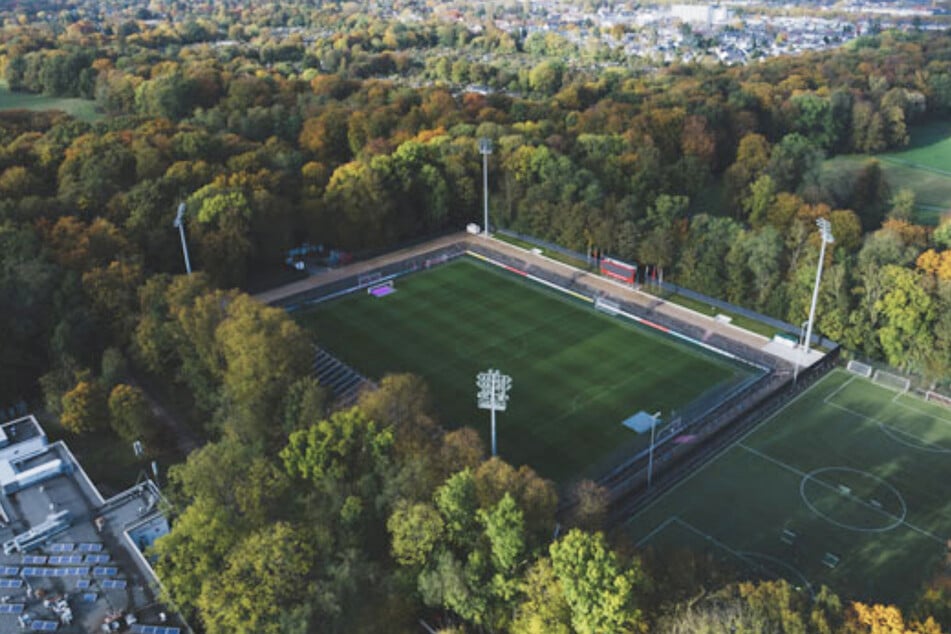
(816, 218, 834, 244)
(173, 202, 186, 228)
(479, 137, 493, 155)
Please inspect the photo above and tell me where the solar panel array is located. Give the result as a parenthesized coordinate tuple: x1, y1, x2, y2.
(0, 567, 17, 576)
(47, 555, 83, 565)
(20, 567, 88, 577)
(130, 625, 181, 634)
(30, 621, 58, 631)
(77, 543, 102, 553)
(0, 603, 24, 614)
(75, 580, 90, 589)
(92, 566, 118, 577)
(100, 579, 126, 589)
(0, 579, 22, 588)
(48, 543, 73, 552)
(84, 554, 109, 564)
(22, 556, 46, 565)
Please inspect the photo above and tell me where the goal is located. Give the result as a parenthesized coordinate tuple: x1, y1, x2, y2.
(925, 390, 951, 410)
(594, 296, 620, 316)
(846, 360, 873, 378)
(872, 369, 911, 393)
(367, 280, 395, 297)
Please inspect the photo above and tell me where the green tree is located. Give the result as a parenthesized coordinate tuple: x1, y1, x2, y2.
(107, 383, 155, 444)
(215, 294, 312, 444)
(511, 558, 572, 634)
(196, 522, 323, 634)
(151, 498, 245, 621)
(387, 501, 445, 566)
(875, 265, 936, 372)
(549, 529, 646, 634)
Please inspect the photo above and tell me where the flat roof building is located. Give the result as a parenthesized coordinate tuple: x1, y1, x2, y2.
(0, 415, 188, 633)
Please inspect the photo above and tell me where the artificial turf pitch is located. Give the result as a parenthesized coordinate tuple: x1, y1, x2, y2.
(296, 257, 754, 482)
(628, 369, 951, 606)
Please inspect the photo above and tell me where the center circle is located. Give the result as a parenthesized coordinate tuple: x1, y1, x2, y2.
(799, 467, 906, 533)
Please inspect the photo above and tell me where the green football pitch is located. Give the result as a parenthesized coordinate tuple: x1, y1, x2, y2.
(628, 369, 951, 606)
(295, 257, 757, 482)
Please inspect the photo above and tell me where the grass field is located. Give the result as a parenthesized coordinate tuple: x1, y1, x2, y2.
(0, 80, 101, 122)
(628, 369, 951, 606)
(296, 257, 757, 482)
(823, 122, 951, 225)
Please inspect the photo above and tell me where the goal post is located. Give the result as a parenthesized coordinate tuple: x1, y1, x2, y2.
(925, 390, 951, 409)
(872, 369, 911, 393)
(367, 280, 395, 297)
(846, 360, 873, 378)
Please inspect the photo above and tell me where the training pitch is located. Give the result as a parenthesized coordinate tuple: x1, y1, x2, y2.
(628, 369, 951, 605)
(296, 257, 756, 482)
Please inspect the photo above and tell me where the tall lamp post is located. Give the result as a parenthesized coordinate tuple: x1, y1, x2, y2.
(173, 202, 192, 275)
(799, 218, 834, 376)
(477, 368, 512, 457)
(479, 137, 492, 237)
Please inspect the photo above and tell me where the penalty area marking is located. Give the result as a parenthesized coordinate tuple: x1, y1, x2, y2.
(823, 397, 951, 454)
(641, 516, 816, 598)
(736, 551, 815, 598)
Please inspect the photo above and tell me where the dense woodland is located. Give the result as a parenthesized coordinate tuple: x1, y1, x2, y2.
(1, 4, 951, 632)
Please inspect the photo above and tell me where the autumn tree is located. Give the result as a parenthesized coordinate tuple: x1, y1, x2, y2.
(61, 379, 108, 434)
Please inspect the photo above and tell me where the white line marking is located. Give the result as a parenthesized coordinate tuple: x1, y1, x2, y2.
(635, 516, 679, 548)
(624, 368, 843, 525)
(823, 398, 951, 454)
(823, 374, 856, 405)
(738, 443, 945, 544)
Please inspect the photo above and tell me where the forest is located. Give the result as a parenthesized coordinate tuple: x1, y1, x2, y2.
(1, 3, 951, 632)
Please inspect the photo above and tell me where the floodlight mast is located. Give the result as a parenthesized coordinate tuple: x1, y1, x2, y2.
(479, 137, 492, 237)
(477, 368, 511, 457)
(173, 202, 192, 275)
(799, 218, 834, 377)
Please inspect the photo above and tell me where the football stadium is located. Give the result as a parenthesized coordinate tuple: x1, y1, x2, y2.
(289, 241, 769, 483)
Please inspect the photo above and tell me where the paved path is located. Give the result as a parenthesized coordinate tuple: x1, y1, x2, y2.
(478, 236, 773, 353)
(253, 233, 468, 305)
(255, 233, 815, 366)
(131, 374, 202, 457)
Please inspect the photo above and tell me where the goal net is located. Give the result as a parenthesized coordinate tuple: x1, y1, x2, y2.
(594, 296, 620, 316)
(925, 390, 951, 410)
(846, 360, 873, 378)
(872, 369, 911, 393)
(367, 280, 395, 297)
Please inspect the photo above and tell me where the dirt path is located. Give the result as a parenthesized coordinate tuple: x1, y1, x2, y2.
(131, 374, 202, 457)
